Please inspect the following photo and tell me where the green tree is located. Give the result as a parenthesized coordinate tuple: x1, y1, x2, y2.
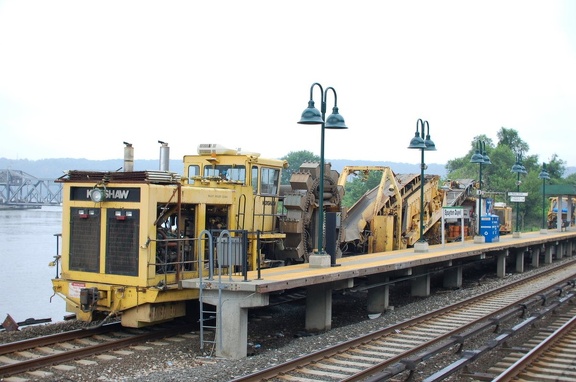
(447, 128, 566, 231)
(446, 135, 494, 182)
(280, 151, 319, 185)
(342, 170, 382, 208)
(541, 154, 566, 183)
(565, 173, 576, 186)
(497, 127, 529, 154)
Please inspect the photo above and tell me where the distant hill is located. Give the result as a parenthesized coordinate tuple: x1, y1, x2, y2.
(1, 157, 574, 181)
(0, 158, 183, 180)
(0, 157, 448, 180)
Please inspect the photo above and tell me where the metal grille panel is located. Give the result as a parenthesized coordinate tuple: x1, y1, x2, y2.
(105, 209, 139, 276)
(69, 208, 101, 272)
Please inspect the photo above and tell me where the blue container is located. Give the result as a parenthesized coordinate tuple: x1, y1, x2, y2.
(480, 214, 500, 243)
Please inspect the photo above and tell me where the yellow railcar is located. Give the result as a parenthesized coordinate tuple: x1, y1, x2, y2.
(52, 144, 288, 327)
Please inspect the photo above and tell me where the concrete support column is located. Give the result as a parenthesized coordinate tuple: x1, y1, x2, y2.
(516, 250, 525, 273)
(496, 250, 508, 278)
(557, 242, 564, 259)
(306, 283, 332, 332)
(543, 245, 553, 264)
(443, 266, 463, 289)
(202, 290, 269, 360)
(531, 248, 540, 268)
(411, 273, 430, 297)
(366, 275, 389, 318)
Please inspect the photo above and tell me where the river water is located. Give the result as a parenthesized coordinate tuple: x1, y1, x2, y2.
(0, 206, 67, 325)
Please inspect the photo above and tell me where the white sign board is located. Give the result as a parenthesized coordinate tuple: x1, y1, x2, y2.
(510, 196, 525, 202)
(441, 207, 465, 246)
(508, 192, 528, 197)
(443, 208, 464, 219)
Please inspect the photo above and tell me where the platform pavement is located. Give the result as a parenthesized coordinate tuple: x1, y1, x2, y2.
(181, 228, 576, 294)
(180, 228, 576, 359)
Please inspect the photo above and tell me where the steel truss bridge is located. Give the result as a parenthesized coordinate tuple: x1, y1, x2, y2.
(0, 169, 62, 208)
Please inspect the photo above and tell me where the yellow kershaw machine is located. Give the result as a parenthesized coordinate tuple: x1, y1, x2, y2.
(51, 144, 291, 327)
(51, 144, 481, 328)
(336, 167, 475, 254)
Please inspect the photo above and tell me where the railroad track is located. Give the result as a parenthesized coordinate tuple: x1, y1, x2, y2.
(0, 321, 192, 379)
(231, 260, 576, 382)
(485, 304, 576, 381)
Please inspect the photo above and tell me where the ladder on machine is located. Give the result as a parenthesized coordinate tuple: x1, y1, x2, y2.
(198, 229, 245, 353)
(197, 230, 221, 353)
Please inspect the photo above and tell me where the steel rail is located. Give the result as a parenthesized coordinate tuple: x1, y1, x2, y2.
(0, 323, 191, 378)
(0, 322, 122, 355)
(493, 306, 576, 381)
(231, 259, 576, 382)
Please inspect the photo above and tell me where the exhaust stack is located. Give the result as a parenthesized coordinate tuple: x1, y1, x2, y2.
(123, 142, 134, 172)
(159, 141, 170, 171)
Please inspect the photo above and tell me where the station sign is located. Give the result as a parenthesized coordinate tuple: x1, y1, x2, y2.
(508, 192, 528, 197)
(442, 207, 464, 219)
(510, 196, 525, 202)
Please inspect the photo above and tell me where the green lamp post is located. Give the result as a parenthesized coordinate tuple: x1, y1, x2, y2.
(298, 82, 347, 266)
(538, 163, 550, 234)
(470, 140, 491, 243)
(407, 119, 436, 252)
(510, 153, 527, 238)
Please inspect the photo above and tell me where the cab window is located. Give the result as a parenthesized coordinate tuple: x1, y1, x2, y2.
(204, 165, 246, 183)
(260, 167, 280, 195)
(252, 167, 258, 194)
(187, 165, 200, 182)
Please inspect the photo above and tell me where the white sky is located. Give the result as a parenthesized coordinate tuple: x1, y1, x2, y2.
(1, 1, 575, 167)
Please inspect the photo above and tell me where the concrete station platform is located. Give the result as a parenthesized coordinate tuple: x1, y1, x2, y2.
(181, 229, 576, 359)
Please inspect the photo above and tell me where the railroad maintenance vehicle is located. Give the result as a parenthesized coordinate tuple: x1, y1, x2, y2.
(50, 143, 486, 328)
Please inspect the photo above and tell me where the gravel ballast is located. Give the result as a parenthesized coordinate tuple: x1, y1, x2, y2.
(1, 258, 572, 382)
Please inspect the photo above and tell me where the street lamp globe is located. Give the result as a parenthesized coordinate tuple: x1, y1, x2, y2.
(298, 83, 347, 268)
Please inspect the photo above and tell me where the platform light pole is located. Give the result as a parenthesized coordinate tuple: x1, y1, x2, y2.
(298, 83, 347, 267)
(408, 119, 436, 253)
(511, 153, 527, 238)
(538, 163, 550, 234)
(470, 140, 491, 243)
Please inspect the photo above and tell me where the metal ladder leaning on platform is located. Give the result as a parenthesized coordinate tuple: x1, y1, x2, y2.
(197, 230, 221, 352)
(197, 229, 246, 353)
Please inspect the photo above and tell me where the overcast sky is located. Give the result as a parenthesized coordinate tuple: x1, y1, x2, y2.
(1, 1, 575, 168)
